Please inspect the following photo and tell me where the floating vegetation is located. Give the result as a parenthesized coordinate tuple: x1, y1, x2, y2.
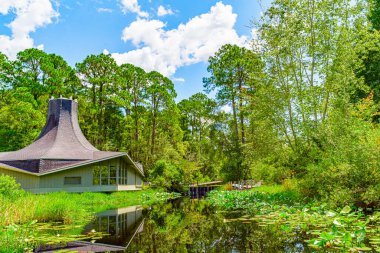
(0, 220, 111, 253)
(208, 189, 380, 252)
(141, 191, 181, 203)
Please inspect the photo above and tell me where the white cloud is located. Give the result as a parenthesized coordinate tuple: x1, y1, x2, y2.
(220, 105, 232, 113)
(97, 7, 113, 13)
(157, 5, 174, 17)
(172, 77, 185, 83)
(111, 2, 247, 76)
(119, 0, 148, 18)
(0, 0, 59, 59)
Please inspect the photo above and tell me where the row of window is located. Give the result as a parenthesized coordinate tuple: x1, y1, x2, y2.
(62, 163, 133, 186)
(93, 164, 130, 186)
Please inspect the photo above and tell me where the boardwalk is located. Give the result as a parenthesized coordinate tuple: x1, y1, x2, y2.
(188, 180, 222, 198)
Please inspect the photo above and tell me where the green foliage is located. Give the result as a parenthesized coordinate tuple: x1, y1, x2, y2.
(207, 188, 380, 252)
(150, 160, 184, 191)
(0, 89, 44, 151)
(0, 189, 177, 227)
(0, 221, 38, 253)
(0, 175, 24, 199)
(207, 188, 300, 210)
(250, 162, 290, 185)
(1, 0, 380, 212)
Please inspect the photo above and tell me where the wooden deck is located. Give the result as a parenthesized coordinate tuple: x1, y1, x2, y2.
(189, 180, 223, 187)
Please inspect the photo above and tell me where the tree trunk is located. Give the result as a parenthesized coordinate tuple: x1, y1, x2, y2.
(239, 81, 245, 144)
(231, 93, 239, 142)
(134, 98, 139, 141)
(151, 111, 156, 155)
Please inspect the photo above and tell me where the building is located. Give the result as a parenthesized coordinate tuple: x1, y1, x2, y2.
(0, 97, 144, 193)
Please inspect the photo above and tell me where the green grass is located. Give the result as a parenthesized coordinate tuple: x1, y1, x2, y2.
(0, 189, 180, 252)
(0, 189, 178, 226)
(207, 185, 301, 210)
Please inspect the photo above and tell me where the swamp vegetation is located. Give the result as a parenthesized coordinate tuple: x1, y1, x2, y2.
(0, 175, 180, 252)
(2, 0, 380, 251)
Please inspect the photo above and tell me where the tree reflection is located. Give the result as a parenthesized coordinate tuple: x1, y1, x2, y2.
(127, 198, 309, 253)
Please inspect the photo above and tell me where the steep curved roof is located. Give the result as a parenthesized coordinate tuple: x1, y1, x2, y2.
(0, 98, 98, 161)
(0, 98, 144, 175)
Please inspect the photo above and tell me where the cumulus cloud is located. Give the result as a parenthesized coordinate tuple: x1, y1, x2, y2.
(157, 5, 174, 17)
(119, 0, 148, 18)
(111, 2, 247, 76)
(0, 0, 58, 59)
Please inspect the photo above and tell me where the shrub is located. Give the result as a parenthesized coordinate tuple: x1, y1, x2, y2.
(0, 175, 25, 199)
(150, 160, 184, 192)
(250, 161, 290, 184)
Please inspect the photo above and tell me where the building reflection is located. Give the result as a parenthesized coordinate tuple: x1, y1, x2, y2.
(35, 205, 144, 253)
(83, 205, 144, 247)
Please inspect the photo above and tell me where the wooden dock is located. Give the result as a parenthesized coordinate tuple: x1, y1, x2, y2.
(188, 180, 222, 198)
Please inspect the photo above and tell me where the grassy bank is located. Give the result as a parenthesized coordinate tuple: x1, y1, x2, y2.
(207, 186, 380, 252)
(0, 177, 180, 252)
(0, 189, 179, 226)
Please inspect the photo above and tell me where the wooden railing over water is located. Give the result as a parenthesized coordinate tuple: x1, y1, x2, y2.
(188, 180, 263, 198)
(188, 180, 222, 199)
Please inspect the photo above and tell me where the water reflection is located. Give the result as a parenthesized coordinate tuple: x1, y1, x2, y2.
(125, 198, 310, 253)
(35, 206, 144, 253)
(83, 205, 144, 247)
(37, 199, 312, 252)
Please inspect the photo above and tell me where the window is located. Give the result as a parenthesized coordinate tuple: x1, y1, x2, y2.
(64, 177, 81, 185)
(93, 166, 101, 185)
(92, 161, 127, 186)
(119, 163, 127, 185)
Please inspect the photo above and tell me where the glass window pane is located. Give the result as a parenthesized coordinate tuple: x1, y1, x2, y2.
(93, 166, 100, 185)
(101, 166, 108, 185)
(110, 166, 116, 177)
(110, 178, 117, 185)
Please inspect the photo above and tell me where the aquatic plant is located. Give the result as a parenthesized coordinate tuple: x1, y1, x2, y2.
(208, 188, 380, 252)
(0, 188, 179, 251)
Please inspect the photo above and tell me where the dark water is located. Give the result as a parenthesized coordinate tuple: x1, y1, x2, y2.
(35, 198, 311, 252)
(73, 198, 310, 253)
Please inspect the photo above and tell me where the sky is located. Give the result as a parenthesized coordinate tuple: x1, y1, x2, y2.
(0, 0, 268, 101)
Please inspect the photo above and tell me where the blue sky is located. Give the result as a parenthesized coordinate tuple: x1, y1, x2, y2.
(0, 0, 268, 101)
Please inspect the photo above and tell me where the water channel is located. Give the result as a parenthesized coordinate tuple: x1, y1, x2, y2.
(36, 198, 311, 253)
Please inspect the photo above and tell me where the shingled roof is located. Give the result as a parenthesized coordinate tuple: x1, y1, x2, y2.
(0, 98, 143, 175)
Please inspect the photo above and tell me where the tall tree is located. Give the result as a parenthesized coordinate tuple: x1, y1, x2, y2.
(15, 48, 80, 101)
(117, 64, 147, 160)
(146, 71, 176, 155)
(0, 53, 14, 104)
(76, 53, 119, 148)
(203, 44, 263, 144)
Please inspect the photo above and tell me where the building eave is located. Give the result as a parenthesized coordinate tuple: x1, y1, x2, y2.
(0, 153, 145, 177)
(122, 153, 145, 177)
(39, 152, 144, 177)
(0, 163, 37, 176)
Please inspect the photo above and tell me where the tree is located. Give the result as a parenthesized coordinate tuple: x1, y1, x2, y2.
(146, 71, 177, 155)
(203, 44, 264, 180)
(14, 48, 80, 101)
(178, 93, 223, 180)
(204, 44, 263, 144)
(0, 89, 44, 151)
(254, 0, 368, 161)
(354, 0, 380, 104)
(76, 53, 119, 148)
(0, 53, 14, 104)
